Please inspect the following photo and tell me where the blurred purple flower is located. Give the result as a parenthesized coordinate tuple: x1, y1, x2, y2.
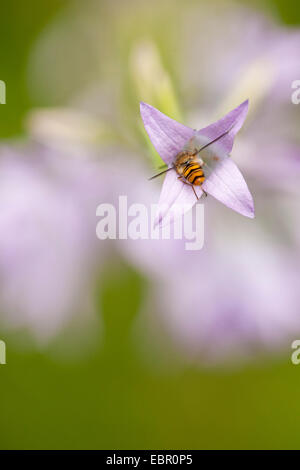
(0, 144, 110, 342)
(0, 140, 160, 344)
(141, 100, 254, 225)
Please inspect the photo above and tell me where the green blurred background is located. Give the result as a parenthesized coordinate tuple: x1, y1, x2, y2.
(0, 0, 300, 450)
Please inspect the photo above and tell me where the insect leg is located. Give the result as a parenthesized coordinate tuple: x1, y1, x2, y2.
(192, 184, 199, 200)
(178, 177, 199, 201)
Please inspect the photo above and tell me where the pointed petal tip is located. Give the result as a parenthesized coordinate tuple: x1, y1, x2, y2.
(139, 102, 194, 166)
(239, 99, 249, 114)
(140, 101, 149, 116)
(233, 98, 249, 120)
(153, 213, 162, 228)
(227, 202, 255, 219)
(246, 192, 255, 219)
(139, 101, 147, 115)
(244, 206, 255, 219)
(240, 197, 255, 219)
(140, 101, 152, 112)
(203, 157, 255, 219)
(221, 196, 255, 219)
(236, 189, 255, 218)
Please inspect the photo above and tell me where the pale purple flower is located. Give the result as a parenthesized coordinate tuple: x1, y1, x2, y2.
(140, 100, 254, 226)
(0, 144, 111, 342)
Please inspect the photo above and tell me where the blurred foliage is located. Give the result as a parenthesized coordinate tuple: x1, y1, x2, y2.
(267, 0, 300, 24)
(0, 0, 66, 138)
(0, 0, 300, 450)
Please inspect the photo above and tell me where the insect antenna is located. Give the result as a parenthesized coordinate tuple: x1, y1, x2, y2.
(148, 166, 174, 180)
(197, 122, 236, 154)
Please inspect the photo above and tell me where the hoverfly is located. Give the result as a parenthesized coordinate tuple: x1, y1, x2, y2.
(149, 124, 234, 201)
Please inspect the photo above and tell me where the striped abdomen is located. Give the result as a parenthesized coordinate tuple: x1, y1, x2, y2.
(182, 162, 205, 186)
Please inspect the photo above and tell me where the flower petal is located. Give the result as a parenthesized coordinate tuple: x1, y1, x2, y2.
(197, 100, 249, 154)
(154, 170, 203, 227)
(202, 157, 254, 218)
(141, 100, 253, 223)
(140, 102, 194, 165)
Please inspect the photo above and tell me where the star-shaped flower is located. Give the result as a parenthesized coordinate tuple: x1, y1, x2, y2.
(140, 100, 254, 226)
